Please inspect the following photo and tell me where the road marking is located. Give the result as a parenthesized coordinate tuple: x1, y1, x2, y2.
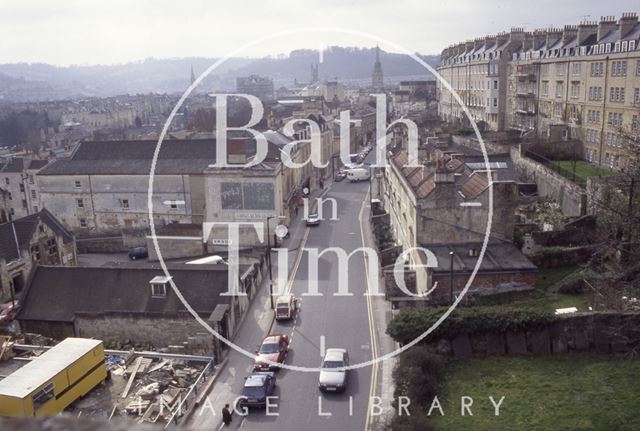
(360, 189, 379, 431)
(319, 335, 326, 357)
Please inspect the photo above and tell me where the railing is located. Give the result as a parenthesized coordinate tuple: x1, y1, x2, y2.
(164, 359, 215, 429)
(524, 150, 587, 187)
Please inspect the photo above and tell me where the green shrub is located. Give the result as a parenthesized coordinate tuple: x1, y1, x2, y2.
(387, 306, 556, 345)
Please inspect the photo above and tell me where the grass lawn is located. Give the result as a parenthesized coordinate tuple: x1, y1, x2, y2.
(475, 267, 589, 312)
(434, 354, 640, 431)
(553, 161, 614, 180)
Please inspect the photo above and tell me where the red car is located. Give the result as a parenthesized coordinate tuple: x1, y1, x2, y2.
(254, 334, 289, 371)
(0, 301, 18, 324)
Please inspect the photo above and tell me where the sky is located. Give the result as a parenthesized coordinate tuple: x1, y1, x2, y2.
(0, 0, 638, 66)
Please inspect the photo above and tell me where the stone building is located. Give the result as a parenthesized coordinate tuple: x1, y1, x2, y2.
(381, 147, 521, 295)
(16, 261, 262, 357)
(0, 209, 76, 303)
(438, 12, 640, 170)
(37, 139, 217, 234)
(0, 158, 49, 220)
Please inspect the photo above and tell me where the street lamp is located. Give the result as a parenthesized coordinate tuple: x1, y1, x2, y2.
(266, 215, 285, 309)
(449, 251, 455, 305)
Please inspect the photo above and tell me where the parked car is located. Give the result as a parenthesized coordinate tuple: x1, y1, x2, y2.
(238, 371, 277, 409)
(128, 246, 148, 260)
(318, 348, 349, 393)
(0, 301, 18, 324)
(254, 334, 289, 370)
(346, 168, 370, 182)
(305, 213, 321, 226)
(334, 170, 347, 182)
(275, 295, 297, 320)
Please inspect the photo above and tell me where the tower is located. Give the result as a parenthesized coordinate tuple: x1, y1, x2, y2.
(190, 64, 195, 85)
(372, 45, 384, 90)
(310, 63, 319, 84)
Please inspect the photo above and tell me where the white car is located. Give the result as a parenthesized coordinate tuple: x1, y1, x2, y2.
(318, 348, 349, 393)
(346, 168, 370, 182)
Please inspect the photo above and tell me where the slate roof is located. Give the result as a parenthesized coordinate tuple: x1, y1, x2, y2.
(17, 264, 243, 322)
(0, 158, 49, 173)
(419, 242, 537, 273)
(0, 209, 74, 262)
(460, 171, 490, 199)
(38, 139, 221, 175)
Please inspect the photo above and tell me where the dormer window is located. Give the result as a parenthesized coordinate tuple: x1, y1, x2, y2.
(150, 275, 171, 298)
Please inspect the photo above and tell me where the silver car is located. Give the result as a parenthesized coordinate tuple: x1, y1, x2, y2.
(318, 348, 349, 393)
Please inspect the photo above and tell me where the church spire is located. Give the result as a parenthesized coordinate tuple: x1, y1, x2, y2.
(190, 64, 195, 85)
(372, 45, 384, 90)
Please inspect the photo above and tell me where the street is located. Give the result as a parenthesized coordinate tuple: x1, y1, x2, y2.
(189, 162, 391, 431)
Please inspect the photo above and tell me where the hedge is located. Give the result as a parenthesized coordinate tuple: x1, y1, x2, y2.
(386, 306, 556, 345)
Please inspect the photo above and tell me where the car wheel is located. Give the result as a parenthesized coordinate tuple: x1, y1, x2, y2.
(131, 255, 136, 260)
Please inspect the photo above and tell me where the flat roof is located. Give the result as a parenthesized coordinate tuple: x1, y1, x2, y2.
(0, 338, 103, 399)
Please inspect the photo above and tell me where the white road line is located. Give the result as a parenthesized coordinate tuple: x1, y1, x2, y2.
(319, 335, 326, 357)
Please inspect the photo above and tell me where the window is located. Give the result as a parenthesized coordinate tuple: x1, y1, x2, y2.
(46, 238, 57, 256)
(22, 199, 27, 210)
(4, 177, 9, 185)
(542, 81, 549, 96)
(572, 63, 581, 75)
(31, 190, 36, 199)
(633, 115, 639, 131)
(607, 112, 623, 127)
(76, 198, 84, 208)
(120, 199, 129, 209)
(554, 102, 562, 118)
(570, 82, 580, 98)
(612, 60, 628, 77)
(634, 88, 640, 104)
(80, 218, 87, 228)
(19, 183, 24, 192)
(9, 208, 14, 216)
(33, 205, 38, 212)
(170, 203, 178, 209)
(556, 82, 564, 97)
(7, 192, 11, 201)
(493, 98, 497, 107)
(590, 62, 604, 77)
(28, 175, 34, 185)
(637, 60, 640, 76)
(493, 80, 498, 89)
(74, 180, 81, 188)
(609, 87, 625, 103)
(150, 278, 169, 298)
(32, 383, 55, 410)
(542, 64, 549, 75)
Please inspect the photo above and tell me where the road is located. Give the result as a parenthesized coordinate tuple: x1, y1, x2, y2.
(190, 160, 393, 431)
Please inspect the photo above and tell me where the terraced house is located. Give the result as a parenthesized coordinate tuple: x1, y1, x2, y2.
(438, 12, 640, 170)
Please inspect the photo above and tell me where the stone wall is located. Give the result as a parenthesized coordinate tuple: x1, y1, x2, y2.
(451, 134, 513, 156)
(510, 145, 586, 217)
(73, 312, 215, 354)
(427, 312, 640, 358)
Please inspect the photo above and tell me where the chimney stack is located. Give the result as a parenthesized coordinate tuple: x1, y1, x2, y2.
(484, 34, 496, 50)
(545, 28, 562, 49)
(496, 31, 509, 47)
(509, 27, 526, 44)
(533, 29, 547, 50)
(562, 25, 578, 44)
(577, 21, 598, 45)
(597, 16, 617, 41)
(619, 12, 638, 38)
(522, 32, 534, 51)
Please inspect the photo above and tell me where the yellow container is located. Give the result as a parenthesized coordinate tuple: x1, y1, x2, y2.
(0, 338, 107, 417)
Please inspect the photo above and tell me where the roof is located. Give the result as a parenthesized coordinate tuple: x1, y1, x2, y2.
(17, 264, 244, 322)
(419, 242, 537, 273)
(0, 158, 49, 173)
(245, 373, 271, 387)
(460, 171, 490, 199)
(0, 338, 103, 398)
(324, 349, 346, 361)
(38, 139, 221, 175)
(0, 209, 74, 262)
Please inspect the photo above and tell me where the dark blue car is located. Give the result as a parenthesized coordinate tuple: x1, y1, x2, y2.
(238, 371, 277, 409)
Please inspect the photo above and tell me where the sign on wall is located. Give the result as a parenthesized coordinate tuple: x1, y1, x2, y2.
(221, 182, 275, 211)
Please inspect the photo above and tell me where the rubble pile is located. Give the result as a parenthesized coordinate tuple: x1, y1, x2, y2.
(105, 353, 205, 424)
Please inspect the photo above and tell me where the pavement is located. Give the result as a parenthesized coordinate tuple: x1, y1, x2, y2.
(188, 155, 397, 431)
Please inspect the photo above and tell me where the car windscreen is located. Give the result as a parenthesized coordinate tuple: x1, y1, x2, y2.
(242, 387, 265, 398)
(322, 360, 344, 369)
(259, 343, 279, 354)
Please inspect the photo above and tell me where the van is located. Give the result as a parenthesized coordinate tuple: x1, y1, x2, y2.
(275, 295, 297, 320)
(346, 168, 370, 182)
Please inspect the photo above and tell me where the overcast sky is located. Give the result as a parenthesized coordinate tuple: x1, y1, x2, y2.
(0, 0, 638, 66)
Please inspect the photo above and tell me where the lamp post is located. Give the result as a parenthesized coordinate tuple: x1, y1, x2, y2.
(449, 251, 455, 305)
(266, 215, 285, 309)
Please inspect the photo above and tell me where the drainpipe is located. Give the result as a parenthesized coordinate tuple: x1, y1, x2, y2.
(599, 56, 610, 166)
